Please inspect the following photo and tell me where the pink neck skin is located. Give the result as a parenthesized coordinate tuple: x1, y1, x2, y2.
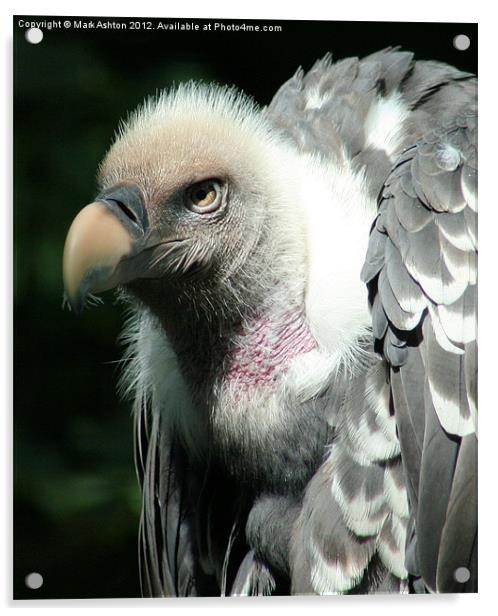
(225, 309, 317, 390)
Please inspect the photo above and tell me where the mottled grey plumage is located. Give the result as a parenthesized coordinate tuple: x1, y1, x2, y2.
(63, 47, 477, 597)
(361, 105, 477, 591)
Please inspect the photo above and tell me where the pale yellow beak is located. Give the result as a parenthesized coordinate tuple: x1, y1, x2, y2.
(63, 202, 133, 312)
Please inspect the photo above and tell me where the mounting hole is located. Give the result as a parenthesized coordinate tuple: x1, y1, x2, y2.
(25, 572, 44, 590)
(454, 566, 471, 583)
(25, 27, 44, 44)
(453, 34, 470, 51)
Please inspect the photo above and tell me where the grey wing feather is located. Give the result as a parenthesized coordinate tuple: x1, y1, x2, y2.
(135, 390, 239, 597)
(361, 111, 477, 592)
(290, 352, 409, 594)
(229, 550, 276, 596)
(135, 390, 266, 598)
(436, 435, 477, 592)
(135, 393, 198, 597)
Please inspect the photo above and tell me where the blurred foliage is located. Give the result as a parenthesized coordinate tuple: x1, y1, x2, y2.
(13, 15, 476, 599)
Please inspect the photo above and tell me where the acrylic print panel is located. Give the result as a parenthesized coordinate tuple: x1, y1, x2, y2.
(13, 15, 477, 599)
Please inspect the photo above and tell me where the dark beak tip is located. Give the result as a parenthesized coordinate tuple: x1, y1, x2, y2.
(62, 290, 85, 315)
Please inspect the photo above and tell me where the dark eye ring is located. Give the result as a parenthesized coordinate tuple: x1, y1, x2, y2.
(185, 179, 223, 214)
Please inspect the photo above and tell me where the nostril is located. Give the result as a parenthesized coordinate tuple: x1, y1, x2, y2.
(98, 185, 147, 234)
(110, 199, 139, 225)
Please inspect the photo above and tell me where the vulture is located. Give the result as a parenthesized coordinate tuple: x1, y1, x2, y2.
(62, 48, 477, 596)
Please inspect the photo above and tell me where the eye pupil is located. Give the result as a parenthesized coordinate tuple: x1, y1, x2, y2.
(186, 180, 222, 212)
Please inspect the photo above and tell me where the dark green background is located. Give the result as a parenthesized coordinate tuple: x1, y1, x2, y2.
(13, 16, 477, 599)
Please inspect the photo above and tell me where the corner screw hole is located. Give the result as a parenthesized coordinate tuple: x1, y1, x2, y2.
(25, 28, 44, 44)
(453, 34, 470, 51)
(25, 572, 43, 590)
(454, 566, 471, 583)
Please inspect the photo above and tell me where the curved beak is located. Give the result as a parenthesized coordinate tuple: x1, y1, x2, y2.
(63, 202, 134, 312)
(63, 184, 149, 313)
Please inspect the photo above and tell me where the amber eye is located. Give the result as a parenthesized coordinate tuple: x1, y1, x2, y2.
(185, 180, 222, 214)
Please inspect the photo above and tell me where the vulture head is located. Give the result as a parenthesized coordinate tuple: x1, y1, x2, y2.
(63, 85, 307, 337)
